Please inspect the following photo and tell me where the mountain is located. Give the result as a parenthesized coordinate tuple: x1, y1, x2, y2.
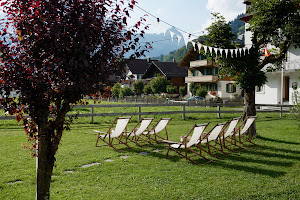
(154, 13, 246, 62)
(125, 27, 185, 58)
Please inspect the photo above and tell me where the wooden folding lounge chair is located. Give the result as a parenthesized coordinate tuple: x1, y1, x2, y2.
(224, 116, 258, 149)
(142, 118, 172, 144)
(126, 117, 155, 146)
(94, 116, 132, 151)
(197, 122, 229, 159)
(163, 123, 210, 164)
(221, 117, 242, 152)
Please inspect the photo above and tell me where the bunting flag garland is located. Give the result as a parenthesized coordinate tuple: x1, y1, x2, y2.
(191, 41, 196, 51)
(163, 27, 167, 37)
(183, 35, 189, 48)
(225, 49, 229, 58)
(177, 35, 182, 46)
(197, 43, 202, 52)
(208, 47, 213, 54)
(203, 45, 208, 54)
(214, 48, 218, 55)
(170, 31, 175, 42)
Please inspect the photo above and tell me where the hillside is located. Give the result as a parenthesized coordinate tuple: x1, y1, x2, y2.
(153, 13, 246, 63)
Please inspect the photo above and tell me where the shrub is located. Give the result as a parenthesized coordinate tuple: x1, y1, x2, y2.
(112, 83, 121, 98)
(143, 84, 152, 95)
(196, 86, 208, 98)
(166, 85, 177, 94)
(189, 82, 199, 96)
(150, 75, 169, 94)
(120, 86, 132, 98)
(132, 80, 144, 95)
(179, 86, 187, 97)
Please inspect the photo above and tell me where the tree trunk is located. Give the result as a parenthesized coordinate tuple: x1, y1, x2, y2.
(243, 89, 257, 137)
(36, 120, 55, 200)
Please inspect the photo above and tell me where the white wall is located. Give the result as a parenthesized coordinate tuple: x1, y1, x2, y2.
(256, 73, 281, 104)
(217, 81, 242, 100)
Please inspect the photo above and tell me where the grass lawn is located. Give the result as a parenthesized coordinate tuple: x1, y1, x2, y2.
(0, 106, 299, 199)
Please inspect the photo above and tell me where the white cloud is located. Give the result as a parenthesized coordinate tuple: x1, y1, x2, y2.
(206, 0, 245, 22)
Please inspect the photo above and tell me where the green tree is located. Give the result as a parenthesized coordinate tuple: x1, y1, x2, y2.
(120, 86, 133, 98)
(205, 2, 300, 136)
(166, 84, 177, 94)
(143, 84, 153, 95)
(189, 82, 199, 96)
(132, 80, 144, 95)
(196, 86, 208, 98)
(112, 83, 122, 98)
(150, 76, 169, 94)
(179, 86, 187, 98)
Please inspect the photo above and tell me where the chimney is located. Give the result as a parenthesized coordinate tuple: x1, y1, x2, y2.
(147, 57, 151, 63)
(172, 58, 176, 63)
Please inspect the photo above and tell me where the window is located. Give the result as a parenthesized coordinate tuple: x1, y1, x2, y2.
(200, 69, 204, 76)
(206, 68, 212, 75)
(191, 70, 199, 77)
(214, 67, 219, 75)
(255, 85, 264, 93)
(226, 83, 236, 93)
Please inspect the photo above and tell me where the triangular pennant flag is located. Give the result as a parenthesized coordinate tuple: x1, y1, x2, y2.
(183, 36, 189, 48)
(197, 43, 202, 53)
(208, 47, 213, 54)
(191, 41, 196, 51)
(177, 35, 182, 46)
(214, 48, 218, 55)
(170, 31, 175, 42)
(230, 49, 234, 58)
(203, 45, 208, 54)
(220, 49, 223, 57)
(163, 27, 167, 37)
(225, 49, 229, 58)
(239, 48, 242, 56)
(243, 47, 247, 55)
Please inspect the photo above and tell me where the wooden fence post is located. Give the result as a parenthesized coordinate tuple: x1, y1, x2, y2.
(217, 106, 221, 119)
(91, 105, 94, 124)
(280, 104, 283, 119)
(182, 105, 186, 120)
(138, 106, 141, 121)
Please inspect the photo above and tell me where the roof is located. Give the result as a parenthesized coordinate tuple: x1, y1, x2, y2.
(150, 61, 188, 77)
(179, 47, 198, 67)
(125, 59, 151, 74)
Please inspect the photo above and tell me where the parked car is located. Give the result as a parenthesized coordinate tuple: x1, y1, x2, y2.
(187, 96, 205, 101)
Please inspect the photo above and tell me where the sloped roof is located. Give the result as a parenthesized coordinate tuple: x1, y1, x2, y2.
(151, 61, 188, 77)
(125, 59, 151, 74)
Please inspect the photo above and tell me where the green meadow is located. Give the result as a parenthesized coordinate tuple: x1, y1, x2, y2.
(0, 104, 299, 199)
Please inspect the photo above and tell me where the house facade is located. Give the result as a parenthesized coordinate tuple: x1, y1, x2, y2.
(179, 47, 242, 100)
(242, 0, 300, 105)
(142, 61, 187, 92)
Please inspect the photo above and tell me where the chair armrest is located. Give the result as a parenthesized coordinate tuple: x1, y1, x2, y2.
(93, 130, 107, 134)
(162, 140, 181, 144)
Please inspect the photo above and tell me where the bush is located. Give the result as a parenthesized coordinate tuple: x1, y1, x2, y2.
(112, 83, 121, 98)
(179, 86, 187, 98)
(189, 82, 199, 96)
(150, 75, 169, 94)
(120, 86, 132, 98)
(143, 84, 152, 95)
(166, 85, 177, 94)
(132, 80, 144, 95)
(196, 86, 208, 98)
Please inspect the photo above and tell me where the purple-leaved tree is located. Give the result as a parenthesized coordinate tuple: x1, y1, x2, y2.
(0, 0, 149, 199)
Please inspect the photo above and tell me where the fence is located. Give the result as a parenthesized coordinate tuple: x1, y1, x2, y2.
(0, 102, 293, 122)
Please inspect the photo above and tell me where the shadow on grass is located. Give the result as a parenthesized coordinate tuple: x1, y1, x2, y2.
(210, 160, 286, 178)
(257, 135, 300, 145)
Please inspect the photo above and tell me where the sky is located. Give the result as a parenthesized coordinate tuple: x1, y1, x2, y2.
(128, 0, 245, 38)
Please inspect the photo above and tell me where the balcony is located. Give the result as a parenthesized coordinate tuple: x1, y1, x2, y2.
(185, 75, 218, 83)
(190, 60, 214, 68)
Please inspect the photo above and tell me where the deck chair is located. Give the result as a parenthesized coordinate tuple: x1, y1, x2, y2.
(126, 117, 155, 146)
(197, 122, 229, 159)
(224, 116, 257, 149)
(142, 118, 172, 144)
(94, 116, 132, 151)
(221, 117, 242, 152)
(162, 123, 210, 164)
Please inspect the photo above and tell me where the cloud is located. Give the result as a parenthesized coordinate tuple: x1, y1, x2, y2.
(206, 0, 245, 22)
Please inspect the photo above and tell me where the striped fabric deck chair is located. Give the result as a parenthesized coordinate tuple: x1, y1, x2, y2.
(94, 116, 132, 151)
(142, 118, 172, 144)
(126, 117, 155, 146)
(162, 123, 210, 164)
(221, 117, 242, 152)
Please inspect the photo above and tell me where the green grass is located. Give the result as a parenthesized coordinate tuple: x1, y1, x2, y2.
(0, 106, 299, 199)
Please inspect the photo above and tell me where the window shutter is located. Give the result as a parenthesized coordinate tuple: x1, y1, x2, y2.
(233, 85, 236, 93)
(226, 84, 229, 93)
(214, 68, 218, 75)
